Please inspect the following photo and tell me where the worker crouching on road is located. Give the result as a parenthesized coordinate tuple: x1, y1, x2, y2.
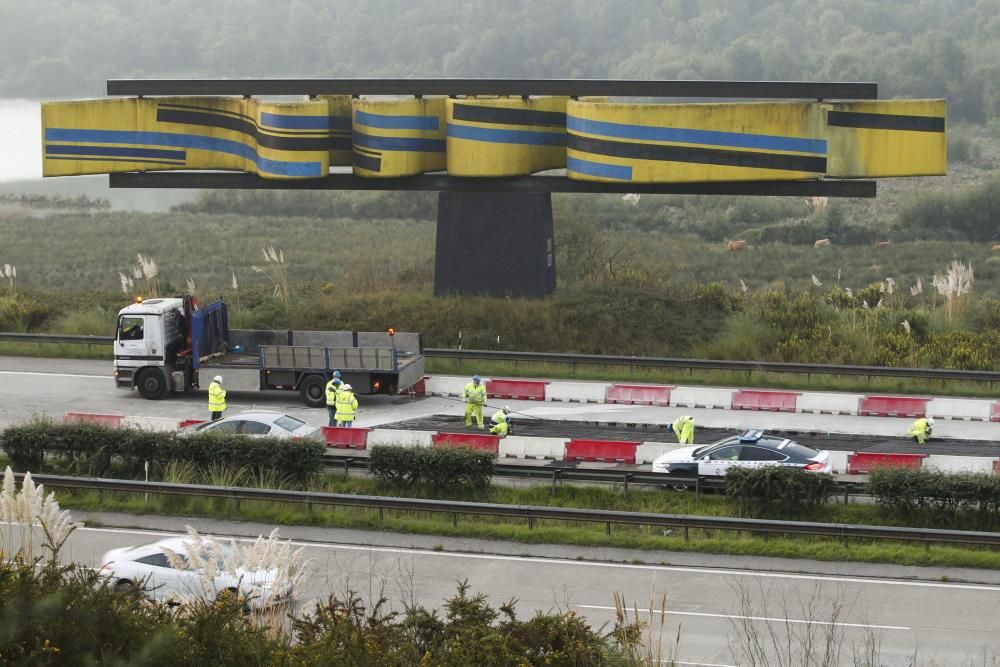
(324, 371, 343, 427)
(672, 415, 695, 444)
(208, 375, 226, 421)
(490, 406, 512, 437)
(909, 416, 935, 444)
(464, 375, 487, 429)
(335, 383, 359, 427)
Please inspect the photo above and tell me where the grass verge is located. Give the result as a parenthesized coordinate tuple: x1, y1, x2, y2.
(50, 475, 1000, 570)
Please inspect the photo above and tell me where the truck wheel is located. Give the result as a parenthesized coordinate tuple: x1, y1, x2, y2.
(136, 369, 168, 400)
(298, 375, 326, 408)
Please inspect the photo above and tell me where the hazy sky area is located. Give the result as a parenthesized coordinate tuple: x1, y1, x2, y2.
(0, 100, 40, 181)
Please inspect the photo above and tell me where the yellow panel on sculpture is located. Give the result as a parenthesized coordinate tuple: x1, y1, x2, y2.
(565, 100, 827, 183)
(446, 97, 567, 176)
(42, 97, 331, 179)
(316, 95, 353, 166)
(352, 98, 446, 177)
(824, 100, 946, 178)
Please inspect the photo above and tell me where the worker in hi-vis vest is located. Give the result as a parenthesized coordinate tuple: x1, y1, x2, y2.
(208, 375, 227, 421)
(335, 383, 359, 427)
(463, 375, 487, 429)
(672, 415, 695, 444)
(909, 416, 934, 444)
(324, 371, 343, 427)
(489, 406, 511, 437)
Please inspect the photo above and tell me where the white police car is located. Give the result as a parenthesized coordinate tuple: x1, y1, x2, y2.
(651, 430, 832, 477)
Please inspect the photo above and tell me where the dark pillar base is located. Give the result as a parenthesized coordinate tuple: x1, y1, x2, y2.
(433, 191, 556, 298)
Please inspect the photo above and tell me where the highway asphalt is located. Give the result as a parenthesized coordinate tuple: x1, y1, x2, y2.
(3, 356, 1000, 662)
(46, 513, 1000, 666)
(1, 356, 997, 448)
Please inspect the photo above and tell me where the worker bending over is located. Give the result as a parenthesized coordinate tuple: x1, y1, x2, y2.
(335, 383, 358, 427)
(672, 415, 695, 444)
(909, 417, 935, 444)
(463, 374, 487, 429)
(490, 406, 512, 437)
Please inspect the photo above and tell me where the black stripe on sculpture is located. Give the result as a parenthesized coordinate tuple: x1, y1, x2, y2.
(567, 134, 827, 173)
(353, 151, 382, 172)
(157, 108, 334, 152)
(451, 104, 567, 128)
(827, 111, 945, 133)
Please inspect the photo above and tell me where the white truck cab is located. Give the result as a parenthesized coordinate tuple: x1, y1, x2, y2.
(114, 297, 187, 399)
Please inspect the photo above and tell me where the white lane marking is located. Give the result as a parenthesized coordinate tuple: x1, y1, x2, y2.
(76, 526, 1000, 593)
(577, 604, 910, 631)
(0, 369, 106, 379)
(674, 662, 737, 667)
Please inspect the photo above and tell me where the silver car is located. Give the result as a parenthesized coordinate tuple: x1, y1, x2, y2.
(651, 430, 833, 477)
(100, 536, 291, 609)
(181, 410, 323, 442)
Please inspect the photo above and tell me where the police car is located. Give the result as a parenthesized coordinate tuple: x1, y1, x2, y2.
(651, 430, 832, 477)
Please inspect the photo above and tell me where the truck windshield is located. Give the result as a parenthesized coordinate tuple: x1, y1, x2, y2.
(119, 317, 144, 341)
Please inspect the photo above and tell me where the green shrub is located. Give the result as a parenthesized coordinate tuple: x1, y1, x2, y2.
(0, 419, 324, 481)
(725, 466, 837, 516)
(867, 468, 1000, 528)
(368, 445, 495, 491)
(0, 560, 632, 665)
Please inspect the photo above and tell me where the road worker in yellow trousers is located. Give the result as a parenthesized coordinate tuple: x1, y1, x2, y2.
(464, 375, 487, 429)
(490, 406, 512, 437)
(335, 383, 359, 427)
(208, 375, 226, 421)
(672, 415, 695, 444)
(909, 416, 934, 444)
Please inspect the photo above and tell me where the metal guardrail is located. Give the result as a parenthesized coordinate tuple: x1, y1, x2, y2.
(0, 332, 113, 345)
(423, 348, 1000, 383)
(323, 456, 866, 500)
(18, 472, 999, 548)
(1, 332, 996, 384)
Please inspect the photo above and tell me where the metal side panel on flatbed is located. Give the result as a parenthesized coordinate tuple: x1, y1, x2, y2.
(396, 355, 425, 393)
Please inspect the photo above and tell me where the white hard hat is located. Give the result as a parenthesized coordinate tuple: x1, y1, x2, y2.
(342, 384, 352, 391)
(927, 417, 935, 426)
(503, 405, 511, 413)
(213, 375, 223, 383)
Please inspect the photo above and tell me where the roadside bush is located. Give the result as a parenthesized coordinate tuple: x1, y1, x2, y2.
(1, 560, 632, 666)
(867, 468, 1000, 529)
(368, 445, 494, 491)
(725, 466, 837, 516)
(0, 419, 324, 481)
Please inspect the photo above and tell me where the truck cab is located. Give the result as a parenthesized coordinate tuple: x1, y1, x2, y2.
(114, 297, 187, 399)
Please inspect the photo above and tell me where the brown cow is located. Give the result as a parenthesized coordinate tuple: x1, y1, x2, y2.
(814, 239, 832, 248)
(727, 240, 747, 252)
(876, 241, 893, 248)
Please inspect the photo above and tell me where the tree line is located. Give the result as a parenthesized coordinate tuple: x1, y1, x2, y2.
(3, 0, 999, 123)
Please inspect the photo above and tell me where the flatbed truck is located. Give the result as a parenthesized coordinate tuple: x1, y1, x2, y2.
(113, 296, 423, 407)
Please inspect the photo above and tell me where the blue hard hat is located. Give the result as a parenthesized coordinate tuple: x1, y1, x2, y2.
(473, 375, 481, 382)
(333, 370, 341, 378)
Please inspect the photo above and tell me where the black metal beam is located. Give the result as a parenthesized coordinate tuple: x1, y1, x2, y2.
(108, 172, 877, 197)
(107, 78, 878, 100)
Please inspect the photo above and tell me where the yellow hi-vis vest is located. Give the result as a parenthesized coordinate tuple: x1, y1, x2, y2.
(490, 409, 507, 425)
(208, 381, 227, 412)
(325, 379, 341, 406)
(464, 382, 487, 405)
(335, 390, 358, 421)
(909, 417, 929, 436)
